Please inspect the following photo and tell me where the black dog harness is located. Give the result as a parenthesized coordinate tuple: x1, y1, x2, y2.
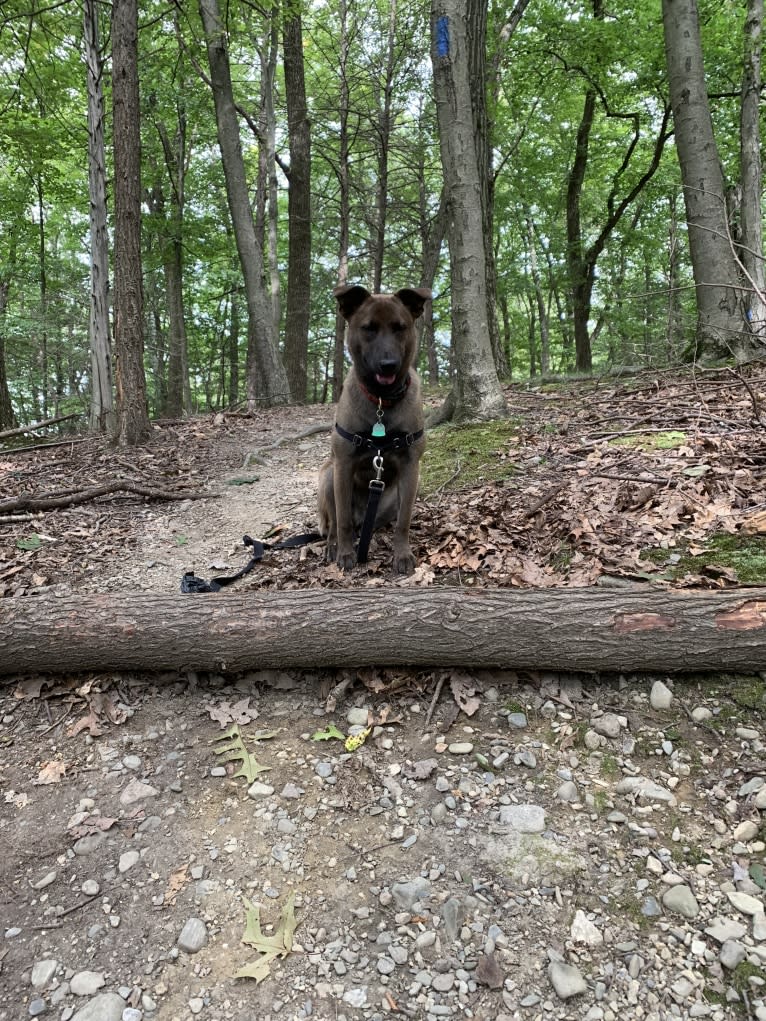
(335, 382, 424, 563)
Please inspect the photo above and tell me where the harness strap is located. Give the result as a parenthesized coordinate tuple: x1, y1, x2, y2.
(181, 532, 322, 593)
(334, 423, 423, 451)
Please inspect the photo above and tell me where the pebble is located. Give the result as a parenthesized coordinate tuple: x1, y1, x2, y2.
(691, 706, 712, 723)
(70, 971, 105, 996)
(508, 712, 527, 728)
(662, 885, 700, 919)
(71, 993, 126, 1021)
(448, 742, 473, 755)
(178, 917, 208, 953)
(727, 890, 764, 916)
(347, 707, 369, 727)
(30, 871, 57, 890)
(650, 680, 673, 709)
(733, 819, 759, 841)
(720, 939, 747, 969)
(592, 713, 621, 739)
(570, 910, 603, 945)
(548, 961, 588, 999)
(118, 851, 140, 873)
(81, 879, 100, 896)
(31, 959, 59, 989)
(247, 781, 275, 798)
(391, 878, 431, 910)
(119, 779, 159, 805)
(557, 780, 579, 803)
(498, 804, 546, 833)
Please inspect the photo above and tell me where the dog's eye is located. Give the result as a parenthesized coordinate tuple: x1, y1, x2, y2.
(391, 322, 405, 333)
(362, 322, 376, 334)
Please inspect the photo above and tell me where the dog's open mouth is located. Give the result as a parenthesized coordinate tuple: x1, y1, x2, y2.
(375, 373, 397, 386)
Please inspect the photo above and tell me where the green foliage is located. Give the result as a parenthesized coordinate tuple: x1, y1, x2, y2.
(419, 420, 522, 495)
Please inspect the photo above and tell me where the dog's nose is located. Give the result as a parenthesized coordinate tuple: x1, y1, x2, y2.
(379, 358, 400, 375)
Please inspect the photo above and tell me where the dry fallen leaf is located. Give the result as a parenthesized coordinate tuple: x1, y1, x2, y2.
(450, 673, 481, 717)
(33, 760, 67, 785)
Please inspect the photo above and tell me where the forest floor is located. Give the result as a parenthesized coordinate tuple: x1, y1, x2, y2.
(2, 365, 766, 1021)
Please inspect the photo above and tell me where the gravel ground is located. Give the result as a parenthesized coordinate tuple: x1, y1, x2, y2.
(2, 670, 766, 1021)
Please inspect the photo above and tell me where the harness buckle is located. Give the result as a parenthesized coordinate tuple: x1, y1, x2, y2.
(352, 433, 364, 448)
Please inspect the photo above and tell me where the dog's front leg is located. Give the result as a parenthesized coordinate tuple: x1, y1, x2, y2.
(333, 462, 357, 571)
(391, 458, 419, 575)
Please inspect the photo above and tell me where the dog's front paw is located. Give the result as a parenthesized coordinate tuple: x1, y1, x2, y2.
(392, 551, 416, 575)
(337, 550, 357, 572)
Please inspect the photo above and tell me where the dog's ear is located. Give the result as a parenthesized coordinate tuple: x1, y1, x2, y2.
(334, 284, 371, 321)
(395, 287, 432, 321)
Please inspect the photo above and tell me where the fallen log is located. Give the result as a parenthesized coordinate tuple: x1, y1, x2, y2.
(1, 588, 765, 676)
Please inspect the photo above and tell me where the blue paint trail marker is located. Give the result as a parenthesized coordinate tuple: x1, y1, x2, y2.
(436, 16, 450, 57)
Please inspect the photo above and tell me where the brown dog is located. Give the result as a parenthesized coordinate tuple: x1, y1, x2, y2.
(318, 285, 431, 574)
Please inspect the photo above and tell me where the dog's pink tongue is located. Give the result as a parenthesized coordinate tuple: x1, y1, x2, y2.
(375, 373, 396, 385)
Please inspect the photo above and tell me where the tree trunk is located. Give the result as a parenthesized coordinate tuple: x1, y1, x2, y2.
(430, 0, 507, 422)
(198, 0, 289, 407)
(566, 87, 597, 375)
(2, 589, 765, 676)
(0, 241, 18, 430)
(155, 111, 190, 418)
(526, 216, 550, 374)
(84, 0, 115, 435)
(420, 189, 447, 386)
(662, 0, 750, 362)
(332, 0, 351, 403)
(740, 0, 766, 335)
(255, 13, 281, 336)
(282, 8, 312, 403)
(371, 0, 398, 293)
(112, 0, 150, 446)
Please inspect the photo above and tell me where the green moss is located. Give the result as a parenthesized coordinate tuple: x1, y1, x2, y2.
(420, 419, 521, 496)
(609, 430, 687, 451)
(642, 534, 766, 585)
(600, 753, 620, 780)
(730, 960, 766, 995)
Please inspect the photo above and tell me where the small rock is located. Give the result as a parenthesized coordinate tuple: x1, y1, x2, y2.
(119, 778, 159, 806)
(81, 880, 100, 897)
(592, 713, 621, 739)
(706, 917, 747, 943)
(508, 712, 527, 729)
(720, 940, 747, 970)
(641, 896, 662, 918)
(448, 742, 474, 755)
(347, 707, 369, 727)
(727, 890, 764, 916)
(432, 972, 455, 992)
(178, 917, 208, 954)
(28, 999, 47, 1017)
(498, 804, 546, 833)
(733, 820, 759, 842)
(70, 971, 105, 997)
(391, 878, 431, 911)
(71, 993, 126, 1021)
(441, 897, 464, 941)
(342, 988, 368, 1008)
(557, 781, 579, 803)
(73, 833, 107, 856)
(548, 961, 587, 1000)
(662, 885, 700, 919)
(31, 959, 59, 989)
(189, 997, 204, 1015)
(377, 956, 395, 975)
(314, 761, 334, 779)
(475, 952, 504, 989)
(30, 871, 57, 891)
(280, 783, 304, 799)
(118, 851, 140, 874)
(650, 680, 673, 709)
(691, 706, 712, 723)
(570, 910, 603, 946)
(247, 781, 275, 799)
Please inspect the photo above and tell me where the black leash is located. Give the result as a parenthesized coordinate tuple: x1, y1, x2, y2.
(356, 453, 385, 564)
(181, 532, 322, 592)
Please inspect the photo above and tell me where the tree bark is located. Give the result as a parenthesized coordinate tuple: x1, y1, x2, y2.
(282, 7, 312, 403)
(1, 589, 765, 676)
(0, 245, 18, 430)
(739, 0, 766, 334)
(112, 0, 150, 445)
(84, 0, 115, 435)
(332, 0, 351, 403)
(430, 0, 507, 422)
(198, 0, 289, 407)
(662, 0, 750, 361)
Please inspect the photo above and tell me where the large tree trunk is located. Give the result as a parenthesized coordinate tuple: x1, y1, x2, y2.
(198, 0, 289, 408)
(662, 0, 750, 362)
(282, 9, 312, 403)
(112, 0, 150, 446)
(740, 0, 766, 335)
(1, 590, 764, 676)
(430, 0, 507, 422)
(84, 0, 115, 435)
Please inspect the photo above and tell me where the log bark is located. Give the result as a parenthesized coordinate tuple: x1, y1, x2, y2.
(1, 589, 765, 677)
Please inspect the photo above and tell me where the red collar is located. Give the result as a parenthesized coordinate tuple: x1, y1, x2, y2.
(358, 373, 411, 407)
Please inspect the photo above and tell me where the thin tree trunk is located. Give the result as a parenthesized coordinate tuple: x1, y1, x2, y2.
(526, 216, 550, 374)
(84, 0, 114, 434)
(333, 0, 351, 403)
(372, 0, 398, 292)
(420, 190, 447, 386)
(282, 8, 312, 403)
(566, 87, 597, 374)
(430, 0, 507, 422)
(662, 0, 750, 361)
(155, 112, 190, 417)
(198, 0, 289, 407)
(0, 274, 16, 430)
(739, 0, 766, 334)
(228, 286, 240, 407)
(255, 13, 280, 335)
(112, 0, 150, 445)
(4, 589, 765, 675)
